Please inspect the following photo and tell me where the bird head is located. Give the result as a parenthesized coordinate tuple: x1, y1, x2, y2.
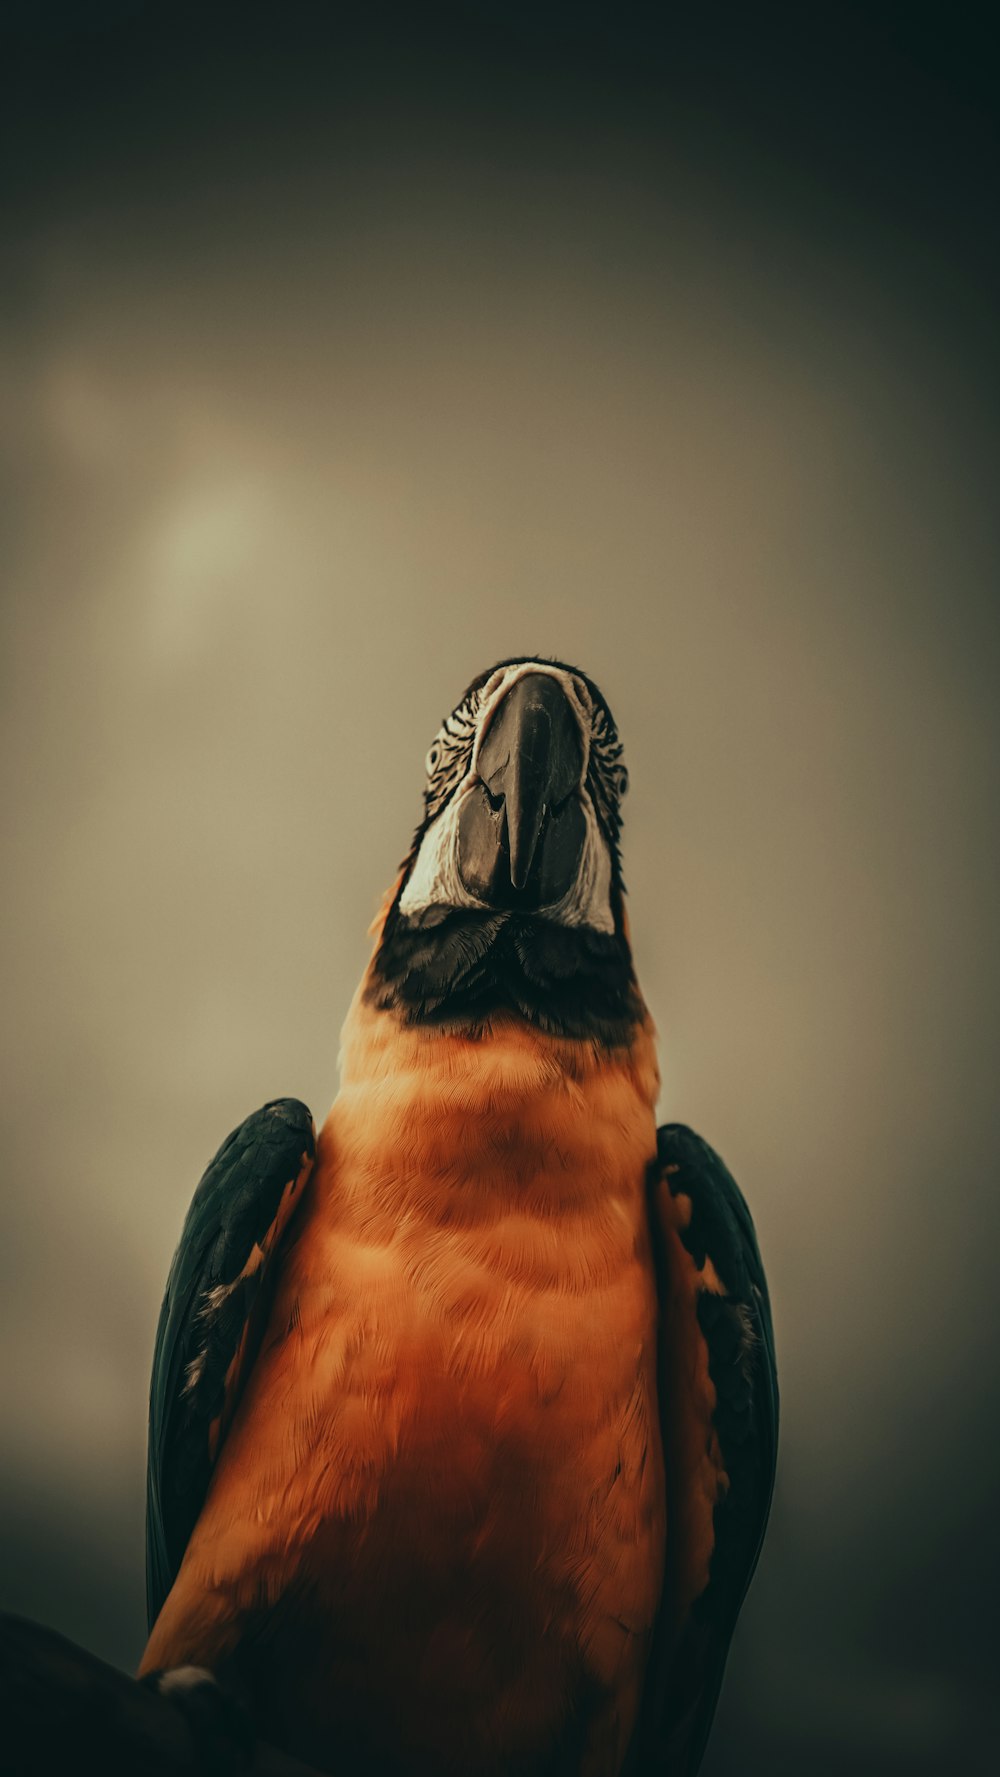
(368, 658, 642, 1043)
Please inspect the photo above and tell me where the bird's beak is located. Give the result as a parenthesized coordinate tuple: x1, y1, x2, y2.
(457, 673, 587, 909)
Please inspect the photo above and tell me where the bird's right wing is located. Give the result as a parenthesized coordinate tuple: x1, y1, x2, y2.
(146, 1098, 316, 1632)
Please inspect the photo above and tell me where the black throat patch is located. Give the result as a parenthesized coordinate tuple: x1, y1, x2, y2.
(368, 905, 644, 1046)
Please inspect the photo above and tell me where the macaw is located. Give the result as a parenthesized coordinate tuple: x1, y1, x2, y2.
(140, 658, 777, 1777)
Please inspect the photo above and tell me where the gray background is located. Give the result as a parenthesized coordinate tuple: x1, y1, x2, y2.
(2, 6, 998, 1772)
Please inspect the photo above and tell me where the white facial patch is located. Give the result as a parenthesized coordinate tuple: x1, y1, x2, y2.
(399, 663, 616, 934)
(399, 779, 485, 917)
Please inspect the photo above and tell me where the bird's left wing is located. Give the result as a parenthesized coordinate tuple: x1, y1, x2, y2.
(633, 1122, 778, 1777)
(146, 1098, 316, 1632)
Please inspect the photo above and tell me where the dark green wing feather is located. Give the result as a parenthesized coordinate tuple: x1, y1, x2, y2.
(636, 1123, 779, 1776)
(146, 1097, 316, 1632)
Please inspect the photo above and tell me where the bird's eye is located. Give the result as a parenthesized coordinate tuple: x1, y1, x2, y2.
(426, 743, 442, 776)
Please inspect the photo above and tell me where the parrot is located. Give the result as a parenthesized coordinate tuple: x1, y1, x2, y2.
(139, 656, 778, 1777)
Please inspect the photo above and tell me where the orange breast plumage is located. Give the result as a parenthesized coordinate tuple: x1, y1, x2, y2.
(142, 991, 664, 1777)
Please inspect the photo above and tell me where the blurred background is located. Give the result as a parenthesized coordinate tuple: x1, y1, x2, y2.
(1, 3, 998, 1771)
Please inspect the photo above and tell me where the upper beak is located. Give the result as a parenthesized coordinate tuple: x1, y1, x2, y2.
(457, 674, 586, 908)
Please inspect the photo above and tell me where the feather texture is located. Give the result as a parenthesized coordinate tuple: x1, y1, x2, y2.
(633, 1125, 779, 1776)
(146, 1099, 316, 1629)
(142, 996, 664, 1777)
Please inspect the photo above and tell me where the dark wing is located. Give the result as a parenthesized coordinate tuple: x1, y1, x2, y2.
(146, 1097, 316, 1632)
(634, 1123, 779, 1776)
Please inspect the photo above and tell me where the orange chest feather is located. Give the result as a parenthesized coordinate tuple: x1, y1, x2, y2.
(270, 1007, 662, 1501)
(166, 1007, 665, 1772)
